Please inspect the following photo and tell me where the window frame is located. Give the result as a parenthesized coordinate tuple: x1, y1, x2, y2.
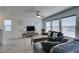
(4, 20, 12, 31)
(61, 15, 76, 38)
(45, 15, 76, 38)
(51, 20, 60, 32)
(45, 21, 52, 32)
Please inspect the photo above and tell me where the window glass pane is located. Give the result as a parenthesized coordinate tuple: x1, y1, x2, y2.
(4, 20, 12, 31)
(46, 21, 51, 32)
(4, 20, 12, 25)
(52, 20, 59, 32)
(5, 26, 11, 31)
(61, 16, 76, 38)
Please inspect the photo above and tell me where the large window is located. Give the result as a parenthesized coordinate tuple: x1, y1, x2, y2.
(45, 16, 76, 38)
(52, 20, 60, 32)
(4, 20, 12, 31)
(61, 16, 76, 38)
(46, 21, 51, 32)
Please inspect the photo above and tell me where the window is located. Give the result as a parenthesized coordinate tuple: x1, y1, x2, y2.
(46, 21, 51, 32)
(52, 20, 60, 32)
(61, 16, 76, 38)
(4, 20, 12, 31)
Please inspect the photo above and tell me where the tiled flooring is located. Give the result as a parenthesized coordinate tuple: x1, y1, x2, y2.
(0, 38, 33, 53)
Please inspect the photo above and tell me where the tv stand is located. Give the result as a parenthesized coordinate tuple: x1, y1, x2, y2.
(27, 31, 35, 37)
(22, 31, 38, 38)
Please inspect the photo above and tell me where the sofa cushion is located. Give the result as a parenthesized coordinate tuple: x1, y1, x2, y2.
(41, 42, 60, 53)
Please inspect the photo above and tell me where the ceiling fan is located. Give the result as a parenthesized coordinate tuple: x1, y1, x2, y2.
(36, 10, 44, 18)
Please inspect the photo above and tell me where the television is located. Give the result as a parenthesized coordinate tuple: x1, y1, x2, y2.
(27, 26, 35, 31)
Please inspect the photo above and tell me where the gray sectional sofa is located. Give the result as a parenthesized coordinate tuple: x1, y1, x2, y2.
(33, 39, 79, 53)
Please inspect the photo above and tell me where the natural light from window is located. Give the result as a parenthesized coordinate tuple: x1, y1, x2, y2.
(4, 20, 12, 31)
(52, 20, 59, 32)
(61, 16, 76, 38)
(46, 21, 51, 32)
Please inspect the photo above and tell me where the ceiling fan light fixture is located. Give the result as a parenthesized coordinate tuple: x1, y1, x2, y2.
(37, 15, 41, 18)
(36, 10, 44, 18)
(36, 12, 41, 18)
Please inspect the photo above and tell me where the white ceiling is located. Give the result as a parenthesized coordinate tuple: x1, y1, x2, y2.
(0, 6, 73, 19)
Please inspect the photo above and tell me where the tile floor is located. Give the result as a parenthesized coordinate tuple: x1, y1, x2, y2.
(0, 38, 33, 53)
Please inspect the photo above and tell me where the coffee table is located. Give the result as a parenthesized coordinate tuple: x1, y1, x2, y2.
(31, 35, 48, 45)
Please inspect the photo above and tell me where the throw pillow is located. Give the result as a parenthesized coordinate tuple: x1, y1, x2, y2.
(47, 31, 51, 37)
(52, 32, 58, 38)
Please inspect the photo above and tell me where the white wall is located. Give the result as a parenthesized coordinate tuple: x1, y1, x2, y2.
(5, 17, 42, 40)
(23, 17, 42, 35)
(0, 12, 42, 40)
